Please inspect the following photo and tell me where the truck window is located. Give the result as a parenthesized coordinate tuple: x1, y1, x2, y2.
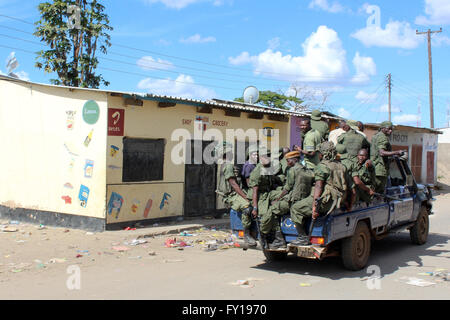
(389, 159, 405, 186)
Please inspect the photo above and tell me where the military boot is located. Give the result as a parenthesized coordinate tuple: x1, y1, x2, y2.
(290, 224, 309, 246)
(268, 228, 287, 250)
(244, 228, 257, 247)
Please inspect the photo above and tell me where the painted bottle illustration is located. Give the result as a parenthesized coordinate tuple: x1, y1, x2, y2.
(84, 129, 93, 147)
(144, 198, 153, 218)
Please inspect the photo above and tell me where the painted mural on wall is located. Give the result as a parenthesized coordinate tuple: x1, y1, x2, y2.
(106, 184, 182, 223)
(108, 108, 125, 136)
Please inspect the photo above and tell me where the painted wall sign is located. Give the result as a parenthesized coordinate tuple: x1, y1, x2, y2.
(108, 108, 125, 136)
(61, 195, 72, 204)
(84, 129, 93, 147)
(82, 100, 100, 125)
(84, 160, 94, 178)
(182, 119, 192, 125)
(108, 192, 124, 219)
(212, 120, 229, 127)
(143, 198, 153, 218)
(66, 110, 76, 130)
(159, 192, 171, 210)
(110, 145, 119, 157)
(131, 198, 140, 214)
(78, 185, 90, 208)
(392, 133, 408, 143)
(195, 116, 209, 131)
(262, 122, 275, 141)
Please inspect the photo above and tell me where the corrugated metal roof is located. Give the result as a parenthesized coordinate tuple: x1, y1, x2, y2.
(0, 74, 341, 119)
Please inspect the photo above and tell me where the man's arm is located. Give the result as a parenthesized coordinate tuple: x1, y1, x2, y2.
(312, 180, 324, 219)
(379, 149, 405, 157)
(228, 178, 248, 200)
(252, 186, 259, 218)
(353, 175, 375, 196)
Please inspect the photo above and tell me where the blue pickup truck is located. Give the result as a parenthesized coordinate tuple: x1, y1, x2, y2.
(230, 157, 434, 270)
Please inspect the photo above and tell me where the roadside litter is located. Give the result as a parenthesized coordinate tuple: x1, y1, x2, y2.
(231, 278, 263, 288)
(124, 239, 148, 246)
(402, 277, 436, 287)
(2, 226, 18, 232)
(417, 269, 449, 282)
(112, 246, 130, 252)
(164, 237, 190, 248)
(49, 258, 67, 264)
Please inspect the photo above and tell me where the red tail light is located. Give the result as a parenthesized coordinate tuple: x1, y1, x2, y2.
(310, 237, 325, 245)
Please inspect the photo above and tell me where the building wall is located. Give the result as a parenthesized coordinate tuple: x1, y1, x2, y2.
(0, 80, 107, 220)
(104, 95, 290, 224)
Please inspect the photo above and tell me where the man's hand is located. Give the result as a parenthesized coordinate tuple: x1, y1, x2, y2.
(365, 159, 373, 168)
(251, 208, 258, 218)
(369, 189, 375, 196)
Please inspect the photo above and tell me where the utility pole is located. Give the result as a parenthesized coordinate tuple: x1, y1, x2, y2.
(416, 28, 442, 128)
(386, 73, 392, 122)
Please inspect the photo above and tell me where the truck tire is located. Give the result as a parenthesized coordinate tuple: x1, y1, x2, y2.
(263, 250, 287, 262)
(341, 221, 371, 271)
(410, 206, 429, 245)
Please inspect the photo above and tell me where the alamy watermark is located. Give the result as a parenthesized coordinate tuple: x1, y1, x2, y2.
(66, 265, 81, 290)
(365, 265, 382, 290)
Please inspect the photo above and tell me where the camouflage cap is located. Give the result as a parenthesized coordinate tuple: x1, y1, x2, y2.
(380, 121, 393, 128)
(311, 109, 322, 121)
(318, 141, 337, 160)
(347, 120, 359, 131)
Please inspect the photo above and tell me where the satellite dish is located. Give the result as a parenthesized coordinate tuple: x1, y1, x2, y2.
(6, 52, 19, 74)
(243, 86, 259, 104)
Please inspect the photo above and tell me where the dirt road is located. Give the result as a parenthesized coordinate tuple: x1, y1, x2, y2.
(1, 191, 449, 300)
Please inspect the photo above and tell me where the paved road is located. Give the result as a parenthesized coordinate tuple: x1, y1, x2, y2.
(1, 191, 448, 300)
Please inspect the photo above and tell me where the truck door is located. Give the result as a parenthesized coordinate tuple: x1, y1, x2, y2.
(387, 158, 414, 226)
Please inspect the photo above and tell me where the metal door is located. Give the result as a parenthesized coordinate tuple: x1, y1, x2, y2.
(184, 140, 217, 217)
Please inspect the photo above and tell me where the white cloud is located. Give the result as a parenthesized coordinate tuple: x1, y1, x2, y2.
(415, 0, 450, 26)
(267, 37, 280, 50)
(308, 0, 345, 13)
(355, 90, 378, 102)
(393, 114, 421, 124)
(15, 71, 29, 81)
(337, 107, 350, 118)
(351, 52, 376, 83)
(228, 25, 350, 82)
(137, 56, 174, 71)
(180, 34, 216, 44)
(137, 74, 216, 100)
(371, 104, 401, 113)
(351, 20, 421, 49)
(432, 34, 450, 47)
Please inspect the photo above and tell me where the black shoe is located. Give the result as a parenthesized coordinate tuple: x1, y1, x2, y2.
(244, 229, 257, 247)
(268, 229, 286, 249)
(290, 235, 309, 246)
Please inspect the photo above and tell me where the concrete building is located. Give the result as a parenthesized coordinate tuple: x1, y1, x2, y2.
(0, 75, 338, 231)
(364, 123, 441, 185)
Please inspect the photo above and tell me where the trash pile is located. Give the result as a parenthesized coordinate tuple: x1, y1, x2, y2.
(399, 269, 449, 287)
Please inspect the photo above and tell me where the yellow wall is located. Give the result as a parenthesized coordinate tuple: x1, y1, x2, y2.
(0, 80, 107, 219)
(105, 96, 290, 222)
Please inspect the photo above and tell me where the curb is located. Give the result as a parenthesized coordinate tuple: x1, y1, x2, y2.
(136, 220, 230, 239)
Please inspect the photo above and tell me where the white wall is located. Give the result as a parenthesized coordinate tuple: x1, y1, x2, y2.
(0, 79, 108, 219)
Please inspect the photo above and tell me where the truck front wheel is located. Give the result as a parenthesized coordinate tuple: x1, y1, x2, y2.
(410, 206, 429, 245)
(341, 221, 371, 271)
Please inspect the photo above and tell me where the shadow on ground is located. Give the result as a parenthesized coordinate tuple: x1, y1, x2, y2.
(251, 231, 449, 280)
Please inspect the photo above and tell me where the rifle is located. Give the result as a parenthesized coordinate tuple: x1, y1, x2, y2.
(373, 192, 402, 202)
(309, 196, 323, 236)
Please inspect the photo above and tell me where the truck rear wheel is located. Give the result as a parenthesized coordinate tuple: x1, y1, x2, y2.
(410, 206, 429, 245)
(341, 221, 371, 271)
(263, 250, 287, 262)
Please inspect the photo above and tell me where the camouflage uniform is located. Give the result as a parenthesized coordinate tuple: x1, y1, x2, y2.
(288, 163, 316, 227)
(302, 129, 322, 170)
(336, 128, 370, 165)
(370, 129, 392, 193)
(314, 142, 348, 215)
(310, 109, 330, 141)
(247, 163, 279, 235)
(350, 161, 376, 203)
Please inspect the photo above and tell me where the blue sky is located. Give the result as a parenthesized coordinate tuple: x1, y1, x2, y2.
(1, 0, 449, 128)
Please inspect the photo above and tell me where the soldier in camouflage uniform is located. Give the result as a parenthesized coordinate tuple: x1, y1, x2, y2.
(312, 142, 348, 220)
(248, 149, 285, 249)
(370, 121, 407, 193)
(299, 119, 322, 170)
(216, 143, 255, 247)
(336, 120, 370, 166)
(310, 109, 330, 141)
(281, 152, 316, 245)
(350, 149, 376, 207)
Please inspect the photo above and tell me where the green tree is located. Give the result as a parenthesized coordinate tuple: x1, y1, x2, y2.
(234, 90, 303, 110)
(34, 0, 113, 88)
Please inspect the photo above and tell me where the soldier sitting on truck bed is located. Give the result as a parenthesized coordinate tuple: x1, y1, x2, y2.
(348, 148, 376, 211)
(312, 142, 348, 220)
